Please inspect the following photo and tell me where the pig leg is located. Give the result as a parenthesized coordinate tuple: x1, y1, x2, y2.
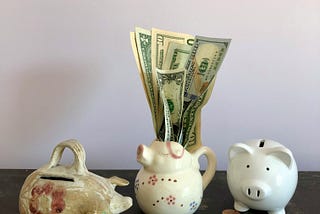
(234, 201, 249, 212)
(268, 208, 285, 214)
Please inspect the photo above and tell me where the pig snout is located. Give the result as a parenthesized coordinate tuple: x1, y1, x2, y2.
(137, 144, 144, 158)
(136, 144, 153, 167)
(242, 181, 271, 200)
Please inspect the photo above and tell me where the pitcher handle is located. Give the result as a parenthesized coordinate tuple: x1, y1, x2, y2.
(193, 146, 217, 190)
(48, 139, 88, 175)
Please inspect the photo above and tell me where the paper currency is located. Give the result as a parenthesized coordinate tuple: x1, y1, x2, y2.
(157, 68, 186, 142)
(130, 32, 151, 110)
(151, 28, 194, 71)
(162, 42, 192, 70)
(133, 28, 159, 136)
(184, 36, 231, 102)
(151, 28, 194, 135)
(182, 77, 216, 150)
(130, 27, 231, 151)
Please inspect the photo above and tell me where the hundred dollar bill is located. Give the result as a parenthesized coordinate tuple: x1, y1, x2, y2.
(184, 36, 231, 103)
(151, 28, 194, 136)
(162, 42, 192, 70)
(134, 27, 159, 136)
(157, 68, 186, 142)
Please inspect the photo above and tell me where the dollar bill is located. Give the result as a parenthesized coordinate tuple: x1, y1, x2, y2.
(162, 42, 192, 70)
(181, 89, 207, 148)
(157, 68, 186, 142)
(151, 28, 194, 70)
(158, 88, 173, 142)
(182, 76, 216, 149)
(184, 36, 231, 103)
(184, 112, 201, 152)
(181, 36, 231, 149)
(151, 28, 194, 136)
(130, 32, 151, 108)
(134, 27, 159, 136)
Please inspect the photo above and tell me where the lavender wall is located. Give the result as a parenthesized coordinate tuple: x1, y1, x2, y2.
(0, 0, 319, 170)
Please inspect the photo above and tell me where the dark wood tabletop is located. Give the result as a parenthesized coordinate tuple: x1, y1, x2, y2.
(0, 169, 319, 213)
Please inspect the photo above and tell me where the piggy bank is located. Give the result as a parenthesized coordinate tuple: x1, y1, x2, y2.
(227, 139, 298, 214)
(19, 139, 132, 214)
(135, 140, 217, 214)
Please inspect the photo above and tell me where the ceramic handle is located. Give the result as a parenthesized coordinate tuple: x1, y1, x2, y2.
(193, 146, 217, 190)
(48, 139, 88, 174)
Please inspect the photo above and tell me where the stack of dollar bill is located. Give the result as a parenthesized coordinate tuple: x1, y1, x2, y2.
(130, 27, 231, 152)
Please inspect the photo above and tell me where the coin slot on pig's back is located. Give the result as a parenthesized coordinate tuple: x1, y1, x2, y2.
(40, 176, 74, 182)
(259, 139, 265, 148)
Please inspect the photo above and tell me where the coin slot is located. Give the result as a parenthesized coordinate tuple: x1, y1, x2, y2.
(40, 176, 74, 182)
(259, 140, 265, 147)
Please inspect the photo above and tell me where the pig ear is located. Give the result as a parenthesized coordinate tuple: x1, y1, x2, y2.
(267, 147, 294, 169)
(229, 143, 253, 161)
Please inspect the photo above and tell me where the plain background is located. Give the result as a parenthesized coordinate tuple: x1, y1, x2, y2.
(0, 0, 319, 170)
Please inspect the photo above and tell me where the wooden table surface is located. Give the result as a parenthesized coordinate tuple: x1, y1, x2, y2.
(0, 169, 319, 213)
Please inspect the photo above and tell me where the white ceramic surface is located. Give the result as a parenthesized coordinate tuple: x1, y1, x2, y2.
(135, 140, 216, 214)
(227, 139, 298, 214)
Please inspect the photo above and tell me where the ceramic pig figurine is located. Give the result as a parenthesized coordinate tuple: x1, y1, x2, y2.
(19, 139, 132, 214)
(135, 140, 216, 214)
(227, 139, 298, 214)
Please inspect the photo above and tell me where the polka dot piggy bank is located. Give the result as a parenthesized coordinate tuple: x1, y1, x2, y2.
(135, 140, 217, 214)
(227, 139, 298, 214)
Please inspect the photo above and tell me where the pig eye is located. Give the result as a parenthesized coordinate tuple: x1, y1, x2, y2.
(246, 164, 250, 168)
(266, 167, 270, 171)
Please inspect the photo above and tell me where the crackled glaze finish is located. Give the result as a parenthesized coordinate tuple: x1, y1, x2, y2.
(135, 140, 216, 214)
(19, 139, 132, 214)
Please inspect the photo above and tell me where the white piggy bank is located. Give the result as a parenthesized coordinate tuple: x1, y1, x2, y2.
(227, 139, 298, 214)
